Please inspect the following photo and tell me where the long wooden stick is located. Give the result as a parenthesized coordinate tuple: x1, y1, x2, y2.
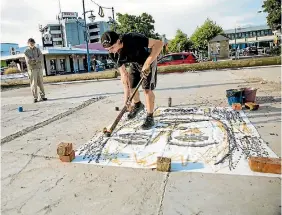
(104, 77, 145, 137)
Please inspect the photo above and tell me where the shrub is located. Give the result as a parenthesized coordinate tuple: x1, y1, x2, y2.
(4, 67, 21, 75)
(270, 46, 281, 56)
(158, 56, 281, 74)
(1, 70, 118, 88)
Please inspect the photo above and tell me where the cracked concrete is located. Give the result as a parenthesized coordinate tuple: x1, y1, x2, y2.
(1, 66, 281, 215)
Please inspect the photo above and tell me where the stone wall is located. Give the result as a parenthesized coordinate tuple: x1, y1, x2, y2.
(208, 40, 229, 59)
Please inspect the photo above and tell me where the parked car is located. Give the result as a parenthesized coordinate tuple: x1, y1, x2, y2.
(105, 59, 116, 69)
(157, 52, 198, 66)
(95, 60, 106, 71)
(1, 67, 7, 75)
(243, 46, 258, 56)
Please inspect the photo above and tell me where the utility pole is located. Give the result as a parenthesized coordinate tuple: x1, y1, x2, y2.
(82, 0, 91, 72)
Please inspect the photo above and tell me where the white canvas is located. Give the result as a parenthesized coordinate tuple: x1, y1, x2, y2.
(73, 107, 279, 177)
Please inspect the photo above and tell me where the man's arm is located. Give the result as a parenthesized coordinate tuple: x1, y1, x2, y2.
(35, 48, 43, 63)
(141, 39, 164, 72)
(24, 49, 33, 65)
(119, 64, 130, 105)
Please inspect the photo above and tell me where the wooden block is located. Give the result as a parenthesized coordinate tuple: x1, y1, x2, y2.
(245, 102, 259, 111)
(232, 103, 242, 111)
(57, 142, 73, 156)
(157, 157, 171, 172)
(248, 156, 281, 174)
(59, 150, 75, 162)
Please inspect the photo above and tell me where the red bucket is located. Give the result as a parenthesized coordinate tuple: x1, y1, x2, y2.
(244, 88, 257, 102)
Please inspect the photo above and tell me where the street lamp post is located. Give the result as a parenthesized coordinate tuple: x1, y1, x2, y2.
(82, 0, 91, 72)
(111, 7, 116, 31)
(234, 27, 237, 51)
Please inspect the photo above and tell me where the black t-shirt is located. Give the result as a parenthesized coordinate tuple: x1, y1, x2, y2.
(109, 33, 150, 68)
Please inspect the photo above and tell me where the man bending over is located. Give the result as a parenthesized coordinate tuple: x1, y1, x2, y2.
(101, 31, 163, 130)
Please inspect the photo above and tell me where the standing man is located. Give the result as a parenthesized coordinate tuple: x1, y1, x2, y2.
(101, 31, 163, 130)
(24, 38, 47, 103)
(92, 56, 97, 72)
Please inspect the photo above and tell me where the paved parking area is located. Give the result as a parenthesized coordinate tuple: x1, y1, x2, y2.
(1, 66, 281, 215)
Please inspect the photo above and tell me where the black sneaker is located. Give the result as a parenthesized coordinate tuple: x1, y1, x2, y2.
(34, 99, 38, 103)
(42, 97, 47, 101)
(141, 115, 155, 130)
(127, 102, 145, 119)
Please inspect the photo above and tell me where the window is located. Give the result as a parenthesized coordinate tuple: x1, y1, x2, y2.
(238, 33, 242, 38)
(257, 31, 261, 37)
(54, 41, 62, 45)
(89, 24, 99, 29)
(50, 26, 61, 31)
(90, 39, 99, 43)
(159, 55, 173, 63)
(172, 54, 184, 60)
(90, 32, 99, 36)
(59, 59, 66, 71)
(246, 33, 249, 38)
(52, 34, 62, 38)
(50, 59, 57, 71)
(261, 30, 265, 36)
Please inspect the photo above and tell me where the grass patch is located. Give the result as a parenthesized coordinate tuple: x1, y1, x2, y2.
(4, 67, 21, 75)
(1, 56, 280, 90)
(1, 70, 118, 89)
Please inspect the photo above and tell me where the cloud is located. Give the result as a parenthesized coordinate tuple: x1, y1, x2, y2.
(1, 0, 267, 46)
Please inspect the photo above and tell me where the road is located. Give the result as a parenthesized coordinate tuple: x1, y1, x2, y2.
(1, 66, 281, 215)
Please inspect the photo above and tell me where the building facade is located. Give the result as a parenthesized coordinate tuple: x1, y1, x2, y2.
(1, 43, 20, 67)
(63, 18, 86, 47)
(1, 46, 109, 76)
(41, 12, 110, 47)
(224, 24, 276, 49)
(208, 35, 230, 59)
(88, 21, 110, 43)
(41, 24, 64, 47)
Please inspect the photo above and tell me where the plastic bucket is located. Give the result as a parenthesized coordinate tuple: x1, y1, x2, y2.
(226, 89, 243, 106)
(243, 87, 257, 103)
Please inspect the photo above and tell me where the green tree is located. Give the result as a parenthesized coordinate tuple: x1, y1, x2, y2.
(115, 12, 160, 38)
(262, 0, 281, 30)
(190, 18, 223, 50)
(167, 29, 193, 53)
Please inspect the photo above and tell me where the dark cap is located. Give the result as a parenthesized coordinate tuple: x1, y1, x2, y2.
(101, 31, 119, 48)
(28, 38, 35, 43)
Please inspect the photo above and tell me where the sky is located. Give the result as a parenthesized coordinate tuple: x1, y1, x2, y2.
(1, 0, 267, 46)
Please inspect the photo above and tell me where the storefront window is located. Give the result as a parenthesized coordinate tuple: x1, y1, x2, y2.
(50, 59, 56, 71)
(59, 59, 66, 71)
(257, 31, 261, 37)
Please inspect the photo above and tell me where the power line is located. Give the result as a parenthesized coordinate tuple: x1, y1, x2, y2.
(90, 0, 112, 9)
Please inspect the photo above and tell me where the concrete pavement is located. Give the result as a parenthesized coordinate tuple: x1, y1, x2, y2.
(1, 66, 281, 215)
